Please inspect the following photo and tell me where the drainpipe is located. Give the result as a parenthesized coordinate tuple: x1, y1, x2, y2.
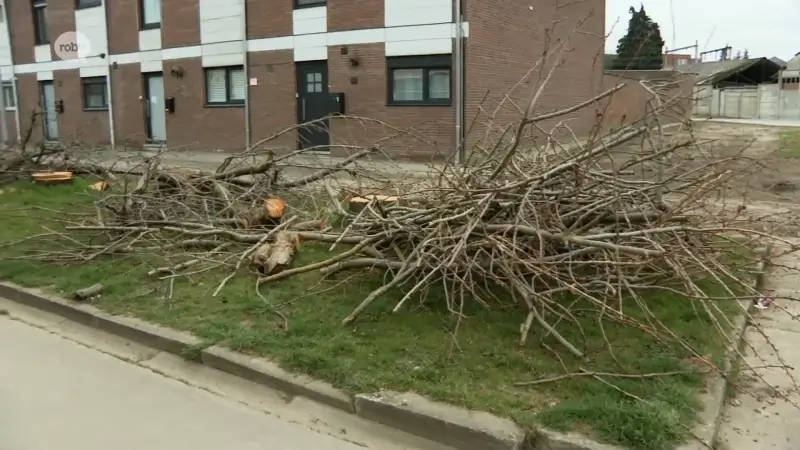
(453, 0, 465, 164)
(241, 0, 251, 149)
(102, 0, 116, 149)
(1, 0, 21, 145)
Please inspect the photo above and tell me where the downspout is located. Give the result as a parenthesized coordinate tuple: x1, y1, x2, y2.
(241, 0, 251, 149)
(453, 0, 464, 164)
(102, 0, 116, 149)
(1, 0, 21, 144)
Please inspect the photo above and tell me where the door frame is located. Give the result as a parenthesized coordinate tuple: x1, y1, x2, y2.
(39, 80, 57, 141)
(295, 60, 330, 151)
(142, 72, 166, 144)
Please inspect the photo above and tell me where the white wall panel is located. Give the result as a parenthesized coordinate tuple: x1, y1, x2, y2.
(293, 6, 327, 35)
(294, 46, 327, 62)
(0, 22, 12, 67)
(293, 33, 327, 61)
(385, 23, 453, 56)
(200, 0, 245, 44)
(37, 70, 54, 81)
(80, 65, 108, 77)
(139, 29, 162, 51)
(203, 52, 244, 67)
(248, 36, 293, 52)
(75, 6, 108, 56)
(141, 60, 163, 72)
(161, 46, 201, 60)
(385, 0, 452, 27)
(16, 22, 472, 73)
(327, 29, 384, 46)
(386, 39, 451, 56)
(34, 45, 52, 63)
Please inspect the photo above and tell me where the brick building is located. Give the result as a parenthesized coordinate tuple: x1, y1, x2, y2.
(0, 0, 605, 160)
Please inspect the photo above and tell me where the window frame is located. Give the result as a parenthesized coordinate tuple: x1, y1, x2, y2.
(139, 0, 161, 30)
(32, 0, 48, 46)
(2, 82, 16, 110)
(294, 0, 326, 9)
(82, 76, 108, 111)
(386, 55, 452, 106)
(75, 0, 102, 10)
(204, 66, 246, 107)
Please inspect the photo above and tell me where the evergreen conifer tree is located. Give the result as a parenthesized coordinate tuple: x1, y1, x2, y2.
(613, 5, 666, 70)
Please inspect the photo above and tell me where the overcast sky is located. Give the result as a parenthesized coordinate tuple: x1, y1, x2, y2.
(605, 0, 799, 61)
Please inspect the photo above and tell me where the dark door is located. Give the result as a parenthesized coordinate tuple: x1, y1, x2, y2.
(296, 60, 330, 151)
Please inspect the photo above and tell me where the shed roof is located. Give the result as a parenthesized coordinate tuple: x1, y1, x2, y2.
(674, 58, 780, 85)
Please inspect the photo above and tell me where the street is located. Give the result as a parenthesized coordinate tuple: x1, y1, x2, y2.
(0, 300, 442, 450)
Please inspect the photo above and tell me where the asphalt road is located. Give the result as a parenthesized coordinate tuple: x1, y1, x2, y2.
(0, 301, 441, 450)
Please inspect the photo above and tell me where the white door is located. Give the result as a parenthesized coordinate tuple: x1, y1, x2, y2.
(145, 73, 167, 142)
(41, 82, 58, 140)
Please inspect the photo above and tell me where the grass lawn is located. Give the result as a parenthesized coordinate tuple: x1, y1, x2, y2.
(779, 130, 800, 158)
(0, 179, 747, 450)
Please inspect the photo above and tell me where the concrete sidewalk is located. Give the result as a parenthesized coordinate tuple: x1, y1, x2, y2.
(0, 298, 448, 450)
(716, 240, 800, 450)
(94, 148, 441, 180)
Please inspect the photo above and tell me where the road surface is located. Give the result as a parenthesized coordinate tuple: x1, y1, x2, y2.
(0, 299, 444, 450)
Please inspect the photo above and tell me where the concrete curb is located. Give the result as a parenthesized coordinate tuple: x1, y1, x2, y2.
(0, 244, 772, 450)
(0, 281, 523, 450)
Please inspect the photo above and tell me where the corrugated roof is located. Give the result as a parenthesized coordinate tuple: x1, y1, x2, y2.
(673, 58, 772, 84)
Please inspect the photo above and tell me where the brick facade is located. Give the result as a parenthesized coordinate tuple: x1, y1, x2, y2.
(1, 0, 608, 160)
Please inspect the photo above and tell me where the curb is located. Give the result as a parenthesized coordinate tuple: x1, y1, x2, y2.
(0, 244, 772, 450)
(0, 281, 523, 450)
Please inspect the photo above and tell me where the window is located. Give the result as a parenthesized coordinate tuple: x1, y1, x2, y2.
(75, 0, 101, 9)
(2, 82, 16, 110)
(82, 77, 108, 110)
(32, 0, 48, 45)
(295, 0, 326, 8)
(205, 66, 246, 106)
(387, 55, 452, 106)
(140, 0, 161, 29)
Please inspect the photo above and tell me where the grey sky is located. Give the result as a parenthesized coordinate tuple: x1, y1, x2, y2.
(605, 0, 799, 61)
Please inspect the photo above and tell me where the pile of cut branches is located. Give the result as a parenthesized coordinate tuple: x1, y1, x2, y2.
(1, 76, 785, 357)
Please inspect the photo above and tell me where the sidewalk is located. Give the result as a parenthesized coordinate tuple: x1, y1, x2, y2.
(97, 148, 441, 180)
(716, 240, 800, 449)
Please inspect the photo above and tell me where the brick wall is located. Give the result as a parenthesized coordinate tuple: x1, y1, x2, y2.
(327, 0, 383, 32)
(247, 0, 292, 39)
(49, 0, 77, 49)
(248, 50, 297, 150)
(53, 69, 110, 146)
(162, 0, 200, 48)
(107, 0, 140, 54)
(464, 0, 605, 149)
(8, 0, 36, 64)
(163, 58, 246, 151)
(597, 73, 694, 131)
(327, 43, 454, 160)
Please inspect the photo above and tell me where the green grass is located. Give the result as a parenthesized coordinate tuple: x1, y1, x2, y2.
(0, 180, 747, 450)
(779, 130, 800, 158)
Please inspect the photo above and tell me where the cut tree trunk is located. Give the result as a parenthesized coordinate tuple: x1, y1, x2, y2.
(263, 231, 299, 275)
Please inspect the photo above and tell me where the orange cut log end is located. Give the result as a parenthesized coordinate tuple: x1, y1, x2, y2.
(264, 197, 287, 219)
